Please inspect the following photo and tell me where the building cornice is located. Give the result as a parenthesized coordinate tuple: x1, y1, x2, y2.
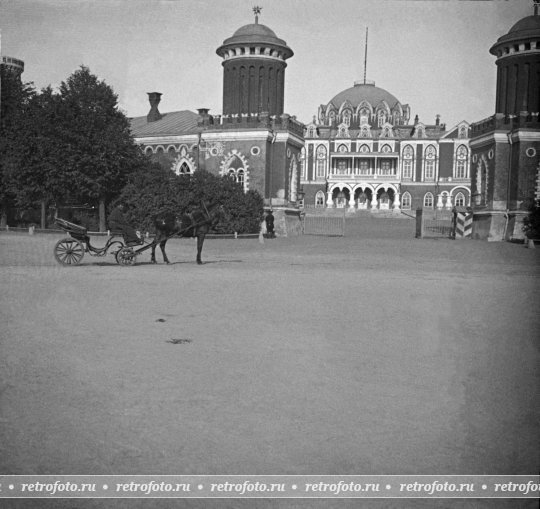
(469, 132, 509, 148)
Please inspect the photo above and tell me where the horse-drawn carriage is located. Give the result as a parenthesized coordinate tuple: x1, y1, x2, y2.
(53, 202, 224, 266)
(54, 218, 150, 266)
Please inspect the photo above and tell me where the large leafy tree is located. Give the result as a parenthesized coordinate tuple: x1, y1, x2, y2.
(0, 67, 36, 226)
(57, 66, 145, 230)
(3, 66, 145, 230)
(6, 87, 76, 225)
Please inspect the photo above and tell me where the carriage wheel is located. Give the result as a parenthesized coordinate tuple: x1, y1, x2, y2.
(116, 247, 136, 266)
(54, 237, 85, 266)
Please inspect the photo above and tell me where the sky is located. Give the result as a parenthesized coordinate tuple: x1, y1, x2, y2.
(0, 0, 532, 130)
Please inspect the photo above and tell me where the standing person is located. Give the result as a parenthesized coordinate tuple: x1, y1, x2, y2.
(265, 210, 275, 238)
(108, 203, 142, 246)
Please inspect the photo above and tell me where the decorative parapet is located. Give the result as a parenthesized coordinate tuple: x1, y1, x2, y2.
(200, 111, 304, 136)
(471, 112, 540, 136)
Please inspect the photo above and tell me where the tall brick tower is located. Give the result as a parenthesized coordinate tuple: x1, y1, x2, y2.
(216, 6, 293, 117)
(470, 1, 540, 241)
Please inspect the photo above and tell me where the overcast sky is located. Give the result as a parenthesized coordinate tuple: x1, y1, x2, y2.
(0, 0, 531, 129)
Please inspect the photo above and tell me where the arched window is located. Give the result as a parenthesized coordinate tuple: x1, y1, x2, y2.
(377, 110, 386, 127)
(306, 126, 317, 138)
(145, 146, 153, 156)
(316, 145, 327, 178)
(402, 145, 414, 179)
(455, 145, 468, 179)
(359, 144, 370, 153)
(359, 107, 370, 125)
(328, 110, 336, 126)
(424, 145, 437, 181)
(342, 110, 351, 126)
(455, 192, 466, 207)
(402, 192, 412, 210)
(424, 192, 434, 208)
(458, 125, 468, 139)
(178, 162, 191, 174)
(315, 191, 325, 207)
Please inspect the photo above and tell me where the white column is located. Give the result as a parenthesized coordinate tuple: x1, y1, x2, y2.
(326, 190, 334, 207)
(371, 194, 378, 209)
(436, 194, 444, 209)
(393, 192, 401, 210)
(348, 194, 356, 211)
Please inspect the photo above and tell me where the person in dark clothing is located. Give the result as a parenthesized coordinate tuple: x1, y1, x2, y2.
(108, 203, 143, 246)
(265, 210, 275, 238)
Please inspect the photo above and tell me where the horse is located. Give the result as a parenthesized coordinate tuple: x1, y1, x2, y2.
(150, 202, 224, 265)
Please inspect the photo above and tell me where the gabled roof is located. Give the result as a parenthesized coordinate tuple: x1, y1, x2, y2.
(130, 110, 199, 138)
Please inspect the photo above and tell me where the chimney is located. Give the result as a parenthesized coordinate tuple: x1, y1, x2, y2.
(147, 92, 162, 122)
(436, 114, 440, 126)
(197, 108, 211, 126)
(414, 114, 419, 125)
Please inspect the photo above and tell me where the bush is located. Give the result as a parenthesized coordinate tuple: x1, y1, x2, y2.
(115, 166, 264, 234)
(523, 200, 540, 239)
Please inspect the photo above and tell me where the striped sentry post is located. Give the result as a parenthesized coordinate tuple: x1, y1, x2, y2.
(455, 212, 473, 239)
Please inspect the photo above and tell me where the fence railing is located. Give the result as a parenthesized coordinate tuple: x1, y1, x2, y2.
(303, 215, 345, 236)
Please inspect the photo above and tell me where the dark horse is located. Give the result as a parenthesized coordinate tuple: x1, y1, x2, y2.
(150, 202, 223, 265)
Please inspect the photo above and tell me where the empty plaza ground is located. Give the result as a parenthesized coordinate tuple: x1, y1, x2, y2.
(0, 217, 539, 509)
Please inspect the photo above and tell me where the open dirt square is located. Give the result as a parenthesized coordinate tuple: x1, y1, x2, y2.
(0, 226, 539, 509)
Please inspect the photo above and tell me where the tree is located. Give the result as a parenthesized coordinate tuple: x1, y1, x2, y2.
(523, 200, 540, 240)
(2, 66, 145, 230)
(6, 87, 77, 226)
(0, 67, 36, 226)
(57, 66, 145, 230)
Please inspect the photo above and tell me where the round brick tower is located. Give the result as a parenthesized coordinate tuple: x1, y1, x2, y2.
(490, 3, 540, 115)
(216, 9, 293, 117)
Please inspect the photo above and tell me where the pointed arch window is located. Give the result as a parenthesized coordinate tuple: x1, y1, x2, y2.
(424, 144, 437, 181)
(377, 110, 386, 127)
(178, 162, 191, 174)
(402, 144, 414, 179)
(455, 192, 466, 207)
(342, 110, 352, 126)
(424, 192, 434, 208)
(455, 145, 468, 179)
(315, 191, 325, 207)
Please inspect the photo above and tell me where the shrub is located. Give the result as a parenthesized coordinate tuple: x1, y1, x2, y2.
(523, 200, 540, 239)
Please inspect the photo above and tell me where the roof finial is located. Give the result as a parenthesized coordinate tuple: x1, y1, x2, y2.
(363, 27, 368, 84)
(253, 6, 262, 24)
(535, 0, 540, 16)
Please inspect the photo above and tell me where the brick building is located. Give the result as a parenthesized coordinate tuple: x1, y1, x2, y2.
(469, 3, 540, 240)
(130, 11, 304, 216)
(301, 82, 471, 212)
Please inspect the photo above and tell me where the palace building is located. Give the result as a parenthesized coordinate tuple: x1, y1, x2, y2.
(301, 81, 471, 212)
(131, 6, 539, 238)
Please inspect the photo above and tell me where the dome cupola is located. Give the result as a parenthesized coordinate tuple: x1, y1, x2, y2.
(216, 7, 293, 116)
(319, 80, 410, 128)
(489, 3, 540, 115)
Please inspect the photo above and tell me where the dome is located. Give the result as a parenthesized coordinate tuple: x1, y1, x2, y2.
(491, 14, 540, 53)
(508, 15, 540, 34)
(328, 82, 401, 109)
(218, 22, 293, 58)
